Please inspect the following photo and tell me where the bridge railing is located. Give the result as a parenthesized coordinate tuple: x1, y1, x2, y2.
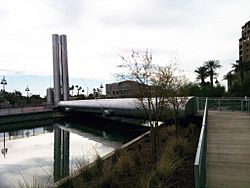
(196, 97, 250, 113)
(194, 98, 208, 188)
(0, 106, 51, 116)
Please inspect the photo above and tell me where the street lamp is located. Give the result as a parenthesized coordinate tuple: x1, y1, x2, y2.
(0, 76, 7, 91)
(100, 84, 103, 95)
(25, 86, 30, 97)
(1, 132, 8, 158)
(214, 77, 219, 84)
(93, 88, 96, 95)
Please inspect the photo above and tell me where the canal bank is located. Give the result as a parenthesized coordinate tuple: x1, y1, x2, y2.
(0, 110, 151, 188)
(55, 115, 202, 188)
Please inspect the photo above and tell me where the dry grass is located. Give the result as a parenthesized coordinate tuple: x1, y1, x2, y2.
(17, 174, 52, 188)
(137, 133, 186, 188)
(115, 152, 135, 175)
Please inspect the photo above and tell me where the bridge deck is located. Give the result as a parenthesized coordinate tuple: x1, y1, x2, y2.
(207, 111, 250, 188)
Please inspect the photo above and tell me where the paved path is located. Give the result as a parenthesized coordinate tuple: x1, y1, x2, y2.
(207, 111, 250, 188)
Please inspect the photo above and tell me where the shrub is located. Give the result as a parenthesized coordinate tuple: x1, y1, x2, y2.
(165, 125, 176, 135)
(166, 135, 188, 157)
(97, 160, 117, 188)
(115, 152, 135, 176)
(136, 169, 156, 188)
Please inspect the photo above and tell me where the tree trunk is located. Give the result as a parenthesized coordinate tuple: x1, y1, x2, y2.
(210, 74, 213, 87)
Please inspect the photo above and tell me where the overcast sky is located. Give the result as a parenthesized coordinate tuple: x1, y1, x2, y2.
(0, 0, 249, 96)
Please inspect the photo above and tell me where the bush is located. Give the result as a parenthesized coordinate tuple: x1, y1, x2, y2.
(115, 152, 135, 175)
(97, 160, 117, 188)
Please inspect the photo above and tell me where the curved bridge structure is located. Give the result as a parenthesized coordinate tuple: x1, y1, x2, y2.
(58, 97, 197, 120)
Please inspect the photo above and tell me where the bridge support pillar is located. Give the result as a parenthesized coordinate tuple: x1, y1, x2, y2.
(51, 34, 70, 106)
(52, 34, 61, 105)
(60, 35, 69, 101)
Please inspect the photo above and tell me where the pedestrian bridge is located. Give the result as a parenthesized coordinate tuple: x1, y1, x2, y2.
(58, 97, 197, 120)
(195, 97, 250, 188)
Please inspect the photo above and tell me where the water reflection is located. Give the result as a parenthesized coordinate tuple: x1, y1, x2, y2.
(1, 132, 8, 158)
(0, 121, 128, 187)
(54, 125, 69, 181)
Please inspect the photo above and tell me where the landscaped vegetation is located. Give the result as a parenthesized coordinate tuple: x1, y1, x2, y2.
(189, 60, 225, 97)
(192, 59, 250, 97)
(57, 120, 201, 188)
(224, 60, 250, 96)
(0, 90, 45, 108)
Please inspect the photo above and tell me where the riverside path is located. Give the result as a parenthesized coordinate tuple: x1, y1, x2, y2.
(207, 111, 250, 188)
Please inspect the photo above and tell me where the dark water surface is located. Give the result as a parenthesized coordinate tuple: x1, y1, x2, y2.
(0, 120, 132, 187)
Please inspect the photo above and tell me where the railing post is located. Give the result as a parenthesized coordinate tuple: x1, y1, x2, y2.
(245, 97, 248, 112)
(219, 98, 221, 111)
(197, 97, 199, 112)
(241, 98, 243, 112)
(247, 99, 249, 113)
(194, 165, 200, 188)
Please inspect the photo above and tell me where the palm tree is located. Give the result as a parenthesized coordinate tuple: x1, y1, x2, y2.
(194, 66, 209, 85)
(69, 85, 74, 96)
(232, 60, 250, 96)
(232, 60, 250, 86)
(204, 60, 221, 87)
(77, 86, 82, 95)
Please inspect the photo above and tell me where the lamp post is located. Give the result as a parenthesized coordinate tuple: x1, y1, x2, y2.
(25, 86, 30, 97)
(1, 132, 8, 158)
(93, 88, 97, 97)
(214, 77, 219, 84)
(0, 76, 7, 91)
(100, 84, 103, 95)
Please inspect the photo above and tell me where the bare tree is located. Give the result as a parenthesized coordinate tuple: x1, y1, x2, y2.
(152, 65, 189, 136)
(165, 75, 189, 136)
(117, 50, 186, 161)
(118, 50, 159, 161)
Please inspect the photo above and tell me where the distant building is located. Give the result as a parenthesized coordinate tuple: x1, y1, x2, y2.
(105, 80, 142, 98)
(239, 20, 250, 61)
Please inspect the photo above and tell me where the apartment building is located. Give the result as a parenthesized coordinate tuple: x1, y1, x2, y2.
(239, 20, 250, 61)
(105, 80, 142, 98)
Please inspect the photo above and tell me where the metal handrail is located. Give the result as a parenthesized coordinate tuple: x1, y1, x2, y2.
(194, 98, 208, 188)
(196, 97, 250, 113)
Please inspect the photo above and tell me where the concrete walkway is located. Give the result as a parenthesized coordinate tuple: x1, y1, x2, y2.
(207, 111, 250, 188)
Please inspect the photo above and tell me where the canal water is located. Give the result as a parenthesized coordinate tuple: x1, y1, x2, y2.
(0, 120, 135, 187)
